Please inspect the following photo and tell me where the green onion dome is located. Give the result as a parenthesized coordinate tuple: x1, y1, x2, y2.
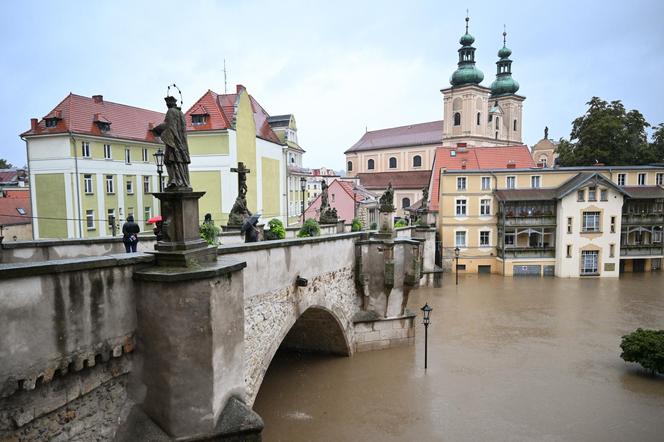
(449, 16, 484, 87)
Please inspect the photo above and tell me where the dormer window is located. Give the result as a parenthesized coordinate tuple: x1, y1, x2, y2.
(94, 113, 111, 132)
(192, 114, 207, 126)
(97, 122, 111, 132)
(45, 118, 59, 128)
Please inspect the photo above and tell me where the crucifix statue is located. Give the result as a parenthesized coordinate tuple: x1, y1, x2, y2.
(228, 162, 253, 226)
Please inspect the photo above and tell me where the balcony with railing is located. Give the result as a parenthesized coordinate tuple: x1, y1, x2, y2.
(620, 227, 664, 256)
(496, 246, 556, 259)
(621, 200, 664, 225)
(496, 226, 556, 259)
(497, 202, 557, 227)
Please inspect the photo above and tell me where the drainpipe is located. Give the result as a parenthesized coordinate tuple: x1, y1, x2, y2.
(71, 134, 84, 238)
(21, 135, 37, 239)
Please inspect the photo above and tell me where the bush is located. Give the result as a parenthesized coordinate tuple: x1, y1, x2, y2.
(620, 328, 664, 374)
(351, 218, 363, 232)
(264, 218, 286, 240)
(370, 222, 378, 230)
(395, 219, 407, 228)
(199, 221, 221, 245)
(297, 218, 320, 238)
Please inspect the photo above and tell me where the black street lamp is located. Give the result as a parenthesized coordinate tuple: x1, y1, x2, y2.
(421, 303, 433, 369)
(300, 177, 307, 224)
(153, 148, 165, 192)
(454, 246, 460, 286)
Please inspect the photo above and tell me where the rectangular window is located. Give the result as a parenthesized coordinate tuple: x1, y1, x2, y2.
(505, 233, 515, 246)
(581, 250, 599, 274)
(657, 173, 663, 186)
(143, 176, 151, 193)
(479, 231, 490, 247)
(126, 179, 134, 194)
(103, 144, 112, 159)
(610, 244, 615, 258)
(192, 115, 207, 126)
(617, 173, 626, 186)
(531, 176, 541, 188)
(577, 189, 585, 202)
(588, 187, 596, 201)
(567, 217, 573, 234)
(654, 228, 662, 243)
(600, 189, 608, 201)
(481, 176, 491, 190)
(638, 173, 646, 186)
(582, 211, 600, 232)
(480, 199, 491, 216)
(142, 148, 149, 162)
(566, 244, 572, 258)
(84, 174, 93, 194)
(610, 216, 616, 233)
(457, 177, 467, 190)
(127, 208, 134, 220)
(81, 141, 90, 158)
(506, 176, 516, 189)
(105, 175, 114, 194)
(125, 148, 131, 164)
(455, 231, 466, 247)
(86, 209, 95, 230)
(144, 207, 152, 224)
(455, 199, 467, 216)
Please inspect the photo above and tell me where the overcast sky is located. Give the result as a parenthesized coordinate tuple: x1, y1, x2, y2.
(1, 0, 663, 170)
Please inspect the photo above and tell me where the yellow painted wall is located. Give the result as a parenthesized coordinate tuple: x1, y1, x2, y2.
(104, 174, 118, 226)
(35, 174, 67, 238)
(190, 171, 224, 225)
(235, 91, 258, 213)
(189, 133, 230, 155)
(261, 157, 281, 218)
(124, 175, 137, 221)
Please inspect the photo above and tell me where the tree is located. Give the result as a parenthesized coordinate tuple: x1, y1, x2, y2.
(0, 158, 13, 169)
(651, 123, 664, 164)
(620, 328, 664, 375)
(556, 97, 659, 166)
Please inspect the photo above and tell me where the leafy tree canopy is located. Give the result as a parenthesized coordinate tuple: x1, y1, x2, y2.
(557, 97, 663, 166)
(0, 158, 13, 169)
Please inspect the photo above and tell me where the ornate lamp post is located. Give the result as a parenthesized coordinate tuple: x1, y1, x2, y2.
(421, 303, 433, 369)
(153, 148, 165, 192)
(300, 177, 307, 224)
(454, 246, 460, 286)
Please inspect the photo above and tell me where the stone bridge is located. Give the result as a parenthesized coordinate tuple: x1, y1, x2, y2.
(0, 228, 435, 441)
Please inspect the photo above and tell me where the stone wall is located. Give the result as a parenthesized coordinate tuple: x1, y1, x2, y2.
(354, 315, 416, 352)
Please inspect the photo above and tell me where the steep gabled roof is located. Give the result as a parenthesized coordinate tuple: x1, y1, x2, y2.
(21, 94, 164, 143)
(185, 87, 282, 144)
(555, 172, 627, 199)
(0, 189, 31, 226)
(345, 121, 443, 153)
(356, 171, 431, 190)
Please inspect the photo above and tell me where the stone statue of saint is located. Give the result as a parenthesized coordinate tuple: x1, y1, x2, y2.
(320, 180, 329, 209)
(152, 96, 191, 190)
(379, 183, 395, 212)
(421, 186, 429, 210)
(544, 126, 549, 139)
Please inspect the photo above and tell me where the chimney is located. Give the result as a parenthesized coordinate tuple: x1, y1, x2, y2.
(30, 118, 38, 130)
(92, 95, 103, 104)
(507, 160, 516, 169)
(236, 84, 245, 94)
(461, 160, 467, 169)
(456, 142, 467, 148)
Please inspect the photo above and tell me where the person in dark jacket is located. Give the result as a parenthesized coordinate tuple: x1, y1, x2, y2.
(122, 215, 140, 253)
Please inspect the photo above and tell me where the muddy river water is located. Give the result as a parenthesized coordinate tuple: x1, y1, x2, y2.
(253, 272, 664, 441)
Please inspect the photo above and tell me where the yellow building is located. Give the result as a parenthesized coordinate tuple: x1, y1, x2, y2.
(439, 165, 664, 277)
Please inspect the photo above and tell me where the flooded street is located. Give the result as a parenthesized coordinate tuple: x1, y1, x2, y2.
(253, 273, 664, 442)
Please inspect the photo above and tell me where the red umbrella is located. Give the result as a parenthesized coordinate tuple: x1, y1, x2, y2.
(147, 215, 162, 224)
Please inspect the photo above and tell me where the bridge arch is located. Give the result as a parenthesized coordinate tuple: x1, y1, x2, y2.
(247, 304, 353, 404)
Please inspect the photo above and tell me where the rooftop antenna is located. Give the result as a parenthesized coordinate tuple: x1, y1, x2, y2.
(223, 59, 228, 94)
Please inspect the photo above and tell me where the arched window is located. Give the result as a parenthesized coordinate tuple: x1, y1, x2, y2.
(413, 155, 422, 167)
(389, 157, 397, 169)
(367, 159, 375, 170)
(402, 197, 411, 209)
(347, 161, 353, 172)
(513, 119, 517, 131)
(495, 117, 500, 130)
(476, 112, 481, 126)
(454, 112, 461, 126)
(539, 156, 548, 167)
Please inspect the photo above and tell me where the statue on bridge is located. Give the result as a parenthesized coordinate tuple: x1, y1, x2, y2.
(379, 183, 395, 213)
(228, 162, 253, 226)
(152, 95, 191, 190)
(318, 180, 338, 224)
(421, 186, 429, 211)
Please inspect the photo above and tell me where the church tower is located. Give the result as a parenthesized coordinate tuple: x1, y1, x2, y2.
(488, 29, 525, 144)
(442, 16, 492, 146)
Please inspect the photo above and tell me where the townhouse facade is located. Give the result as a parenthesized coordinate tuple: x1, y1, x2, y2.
(439, 166, 664, 277)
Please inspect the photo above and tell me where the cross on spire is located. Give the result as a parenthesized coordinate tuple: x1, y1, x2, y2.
(465, 9, 469, 33)
(503, 24, 507, 45)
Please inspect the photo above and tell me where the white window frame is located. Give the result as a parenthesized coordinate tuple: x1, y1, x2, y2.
(638, 173, 646, 186)
(588, 186, 597, 202)
(86, 209, 95, 230)
(582, 211, 600, 232)
(617, 173, 626, 186)
(144, 206, 152, 224)
(457, 176, 467, 191)
(125, 147, 131, 164)
(479, 230, 490, 247)
(481, 176, 491, 191)
(103, 144, 112, 160)
(531, 175, 541, 188)
(143, 176, 151, 193)
(83, 174, 93, 194)
(455, 198, 467, 217)
(480, 198, 491, 216)
(656, 173, 663, 186)
(506, 176, 516, 189)
(81, 141, 90, 158)
(106, 175, 115, 194)
(581, 250, 599, 275)
(455, 230, 467, 247)
(126, 179, 134, 195)
(142, 148, 149, 162)
(539, 156, 547, 167)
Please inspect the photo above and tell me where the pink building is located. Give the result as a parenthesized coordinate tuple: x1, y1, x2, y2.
(304, 180, 374, 222)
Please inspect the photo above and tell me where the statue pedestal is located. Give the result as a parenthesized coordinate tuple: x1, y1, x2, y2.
(377, 210, 395, 239)
(152, 191, 216, 266)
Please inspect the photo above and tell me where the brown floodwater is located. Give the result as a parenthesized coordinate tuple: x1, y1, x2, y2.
(253, 272, 664, 442)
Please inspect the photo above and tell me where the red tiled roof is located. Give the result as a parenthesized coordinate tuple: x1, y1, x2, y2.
(345, 121, 443, 153)
(0, 190, 31, 226)
(21, 94, 164, 144)
(429, 145, 536, 210)
(185, 86, 282, 145)
(337, 180, 375, 202)
(356, 171, 431, 190)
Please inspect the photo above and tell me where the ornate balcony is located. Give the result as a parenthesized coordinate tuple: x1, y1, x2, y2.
(497, 246, 556, 259)
(620, 244, 664, 257)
